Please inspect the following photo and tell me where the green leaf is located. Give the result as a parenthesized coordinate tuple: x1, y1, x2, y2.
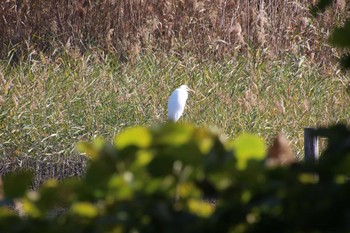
(3, 171, 33, 199)
(77, 141, 98, 158)
(147, 154, 175, 177)
(187, 199, 215, 218)
(193, 127, 215, 154)
(70, 202, 98, 218)
(228, 133, 266, 170)
(0, 207, 21, 227)
(22, 198, 42, 218)
(152, 123, 194, 146)
(115, 127, 152, 149)
(134, 150, 154, 168)
(84, 158, 116, 192)
(329, 22, 350, 48)
(107, 173, 134, 200)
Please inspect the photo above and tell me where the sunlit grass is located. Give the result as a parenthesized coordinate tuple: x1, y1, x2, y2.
(0, 51, 349, 165)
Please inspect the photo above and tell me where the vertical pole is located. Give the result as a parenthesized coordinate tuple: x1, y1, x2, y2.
(304, 128, 319, 162)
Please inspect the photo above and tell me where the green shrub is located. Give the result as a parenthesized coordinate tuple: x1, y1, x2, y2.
(1, 123, 350, 233)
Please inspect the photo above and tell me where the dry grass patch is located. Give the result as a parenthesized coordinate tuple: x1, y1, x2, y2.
(0, 0, 348, 66)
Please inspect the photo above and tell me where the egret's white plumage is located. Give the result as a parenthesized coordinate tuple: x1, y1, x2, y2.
(168, 85, 191, 122)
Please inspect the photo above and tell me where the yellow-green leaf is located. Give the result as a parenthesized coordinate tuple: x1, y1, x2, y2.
(22, 198, 42, 218)
(298, 173, 319, 184)
(229, 133, 266, 170)
(77, 137, 105, 158)
(108, 174, 133, 200)
(153, 123, 194, 146)
(194, 128, 215, 154)
(134, 150, 154, 167)
(115, 127, 152, 149)
(188, 199, 215, 218)
(0, 207, 17, 217)
(241, 190, 252, 203)
(76, 142, 98, 158)
(71, 202, 98, 218)
(178, 182, 201, 198)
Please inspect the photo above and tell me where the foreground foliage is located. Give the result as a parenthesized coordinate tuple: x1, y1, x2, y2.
(1, 123, 350, 233)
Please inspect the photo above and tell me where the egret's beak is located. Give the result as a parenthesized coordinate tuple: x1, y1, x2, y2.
(188, 88, 195, 93)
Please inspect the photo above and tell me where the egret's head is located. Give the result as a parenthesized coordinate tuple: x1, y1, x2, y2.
(179, 85, 194, 93)
(179, 85, 189, 90)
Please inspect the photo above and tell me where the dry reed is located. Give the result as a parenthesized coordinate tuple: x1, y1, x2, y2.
(0, 0, 348, 64)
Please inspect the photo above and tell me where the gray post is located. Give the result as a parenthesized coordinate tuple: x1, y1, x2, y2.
(304, 127, 319, 162)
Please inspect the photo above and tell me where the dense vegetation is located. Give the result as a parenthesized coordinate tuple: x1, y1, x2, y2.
(0, 0, 347, 64)
(0, 0, 349, 183)
(1, 52, 349, 184)
(312, 0, 350, 69)
(0, 0, 350, 231)
(1, 123, 350, 232)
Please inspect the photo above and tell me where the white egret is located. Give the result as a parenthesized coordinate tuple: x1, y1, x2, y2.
(168, 85, 193, 122)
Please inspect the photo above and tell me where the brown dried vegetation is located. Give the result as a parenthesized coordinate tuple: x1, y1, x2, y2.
(0, 0, 348, 63)
(267, 133, 295, 167)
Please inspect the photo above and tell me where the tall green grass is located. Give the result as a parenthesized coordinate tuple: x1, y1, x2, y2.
(0, 51, 349, 165)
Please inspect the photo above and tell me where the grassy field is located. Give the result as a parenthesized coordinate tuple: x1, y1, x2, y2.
(1, 50, 349, 166)
(0, 0, 349, 184)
